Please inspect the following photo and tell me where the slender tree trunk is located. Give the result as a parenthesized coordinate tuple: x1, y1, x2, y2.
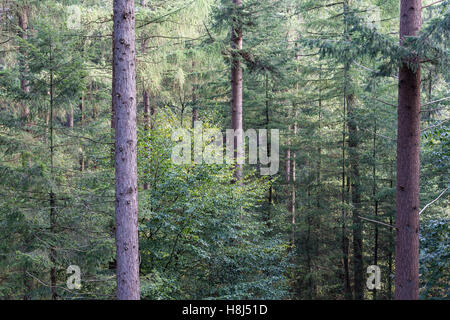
(395, 0, 421, 301)
(49, 49, 57, 300)
(113, 0, 140, 300)
(192, 61, 198, 128)
(20, 11, 32, 294)
(143, 89, 150, 191)
(347, 90, 363, 300)
(343, 1, 363, 298)
(17, 6, 30, 122)
(79, 95, 84, 126)
(388, 174, 394, 300)
(231, 0, 243, 181)
(265, 73, 273, 226)
(341, 94, 352, 299)
(291, 110, 297, 248)
(79, 95, 85, 172)
(372, 108, 378, 300)
(111, 28, 116, 165)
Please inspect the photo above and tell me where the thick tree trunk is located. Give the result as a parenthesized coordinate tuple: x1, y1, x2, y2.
(231, 0, 243, 181)
(395, 0, 421, 301)
(113, 0, 140, 300)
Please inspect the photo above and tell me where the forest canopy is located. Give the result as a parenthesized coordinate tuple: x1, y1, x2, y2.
(0, 0, 448, 300)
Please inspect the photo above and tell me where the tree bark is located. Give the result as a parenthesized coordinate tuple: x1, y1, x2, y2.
(231, 0, 243, 181)
(395, 0, 421, 300)
(113, 0, 140, 300)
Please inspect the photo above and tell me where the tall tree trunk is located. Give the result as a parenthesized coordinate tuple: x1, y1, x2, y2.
(265, 73, 273, 226)
(111, 28, 116, 165)
(231, 0, 243, 181)
(143, 89, 150, 191)
(291, 110, 297, 248)
(372, 106, 378, 300)
(49, 49, 57, 300)
(192, 61, 198, 128)
(347, 90, 363, 300)
(79, 95, 85, 172)
(395, 0, 421, 301)
(388, 174, 394, 300)
(343, 0, 363, 299)
(341, 94, 352, 299)
(113, 0, 140, 300)
(17, 5, 30, 122)
(141, 36, 150, 191)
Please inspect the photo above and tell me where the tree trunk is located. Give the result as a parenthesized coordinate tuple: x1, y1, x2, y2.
(65, 107, 74, 128)
(79, 95, 84, 126)
(372, 108, 378, 300)
(341, 94, 352, 299)
(142, 91, 150, 132)
(113, 0, 140, 300)
(231, 0, 243, 181)
(347, 90, 363, 300)
(17, 6, 30, 121)
(192, 61, 198, 128)
(291, 110, 297, 248)
(49, 53, 57, 300)
(395, 0, 421, 301)
(343, 0, 363, 298)
(143, 89, 150, 191)
(388, 175, 394, 300)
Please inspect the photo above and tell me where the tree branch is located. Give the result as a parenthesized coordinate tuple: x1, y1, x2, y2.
(419, 187, 449, 215)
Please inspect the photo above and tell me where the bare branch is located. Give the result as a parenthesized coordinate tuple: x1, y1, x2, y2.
(419, 187, 449, 215)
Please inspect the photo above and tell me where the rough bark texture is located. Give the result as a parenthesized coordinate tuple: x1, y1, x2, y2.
(231, 0, 243, 181)
(395, 0, 421, 301)
(113, 0, 140, 300)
